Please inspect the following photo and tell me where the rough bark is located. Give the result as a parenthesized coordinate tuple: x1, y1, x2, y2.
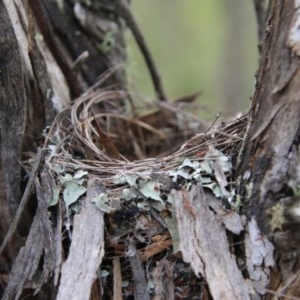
(2, 166, 57, 300)
(173, 185, 249, 300)
(2, 1, 300, 299)
(0, 0, 27, 270)
(57, 178, 105, 300)
(0, 0, 127, 296)
(237, 1, 300, 298)
(40, 0, 127, 91)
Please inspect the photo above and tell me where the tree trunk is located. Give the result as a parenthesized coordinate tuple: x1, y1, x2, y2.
(0, 0, 27, 272)
(237, 0, 300, 297)
(2, 1, 300, 300)
(0, 0, 127, 298)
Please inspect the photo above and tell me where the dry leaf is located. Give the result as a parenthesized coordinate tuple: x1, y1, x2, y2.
(93, 114, 120, 159)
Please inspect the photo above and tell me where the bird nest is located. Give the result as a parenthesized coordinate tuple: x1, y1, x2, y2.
(38, 84, 247, 298)
(45, 85, 245, 180)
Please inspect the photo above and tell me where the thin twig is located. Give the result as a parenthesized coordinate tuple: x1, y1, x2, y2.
(253, 0, 266, 59)
(116, 0, 168, 101)
(205, 111, 222, 133)
(127, 239, 150, 300)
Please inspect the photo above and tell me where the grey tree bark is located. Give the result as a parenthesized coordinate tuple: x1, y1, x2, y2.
(1, 0, 300, 299)
(0, 0, 126, 298)
(237, 0, 300, 298)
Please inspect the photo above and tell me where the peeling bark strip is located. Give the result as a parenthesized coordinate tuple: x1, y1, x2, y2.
(42, 0, 128, 90)
(0, 148, 46, 255)
(2, 168, 56, 300)
(113, 257, 122, 300)
(173, 185, 250, 300)
(57, 177, 105, 300)
(245, 217, 275, 295)
(28, 0, 83, 98)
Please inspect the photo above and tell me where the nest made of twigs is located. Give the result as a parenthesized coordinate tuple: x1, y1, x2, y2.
(45, 84, 246, 182)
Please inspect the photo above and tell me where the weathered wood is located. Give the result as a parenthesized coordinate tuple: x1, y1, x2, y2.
(173, 184, 250, 300)
(0, 0, 27, 269)
(152, 260, 174, 300)
(42, 0, 127, 90)
(237, 1, 300, 298)
(0, 0, 130, 297)
(57, 177, 105, 300)
(3, 0, 70, 152)
(0, 0, 26, 213)
(2, 167, 56, 300)
(127, 240, 150, 300)
(29, 0, 83, 98)
(4, 1, 300, 299)
(0, 148, 46, 255)
(113, 257, 122, 300)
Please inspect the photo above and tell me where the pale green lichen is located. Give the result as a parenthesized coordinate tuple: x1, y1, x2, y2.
(55, 0, 64, 12)
(267, 203, 285, 231)
(92, 193, 116, 213)
(98, 31, 116, 53)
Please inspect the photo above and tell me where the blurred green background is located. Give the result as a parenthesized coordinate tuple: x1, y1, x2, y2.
(126, 0, 258, 118)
